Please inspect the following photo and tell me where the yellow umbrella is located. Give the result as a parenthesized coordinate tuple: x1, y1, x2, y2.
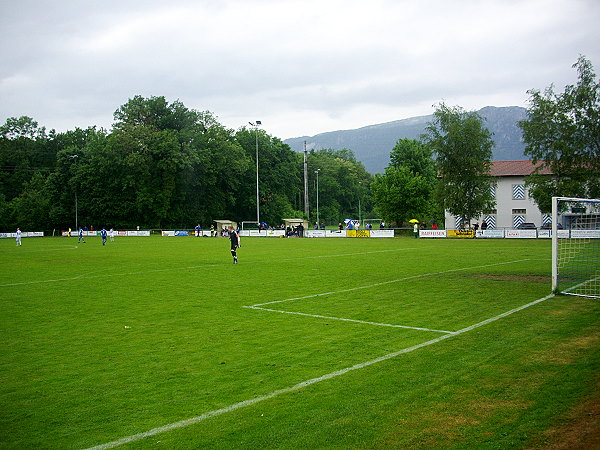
(409, 219, 419, 223)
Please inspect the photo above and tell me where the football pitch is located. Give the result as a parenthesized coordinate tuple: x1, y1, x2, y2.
(1, 236, 598, 449)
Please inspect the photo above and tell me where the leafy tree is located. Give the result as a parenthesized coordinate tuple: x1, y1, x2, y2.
(307, 149, 373, 224)
(110, 96, 251, 227)
(235, 127, 301, 225)
(0, 116, 56, 203)
(0, 193, 10, 231)
(112, 96, 192, 132)
(10, 172, 51, 230)
(187, 117, 250, 226)
(0, 116, 48, 140)
(423, 103, 495, 226)
(0, 96, 382, 232)
(371, 166, 432, 224)
(389, 138, 437, 179)
(372, 138, 438, 224)
(46, 127, 108, 229)
(519, 55, 600, 212)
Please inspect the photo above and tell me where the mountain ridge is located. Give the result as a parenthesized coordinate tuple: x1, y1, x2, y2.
(284, 106, 528, 173)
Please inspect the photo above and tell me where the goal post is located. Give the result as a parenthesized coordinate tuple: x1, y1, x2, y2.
(552, 196, 600, 298)
(241, 221, 259, 230)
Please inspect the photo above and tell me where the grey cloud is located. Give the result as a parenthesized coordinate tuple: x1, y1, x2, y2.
(1, 0, 599, 138)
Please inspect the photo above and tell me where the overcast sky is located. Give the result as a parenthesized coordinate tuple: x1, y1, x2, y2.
(1, 0, 599, 140)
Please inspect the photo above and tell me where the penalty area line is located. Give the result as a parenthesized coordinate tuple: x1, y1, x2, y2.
(252, 258, 532, 307)
(243, 305, 454, 334)
(86, 292, 555, 450)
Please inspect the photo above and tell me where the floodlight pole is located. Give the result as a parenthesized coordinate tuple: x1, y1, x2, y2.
(303, 141, 309, 218)
(70, 154, 78, 231)
(249, 121, 261, 225)
(315, 169, 320, 226)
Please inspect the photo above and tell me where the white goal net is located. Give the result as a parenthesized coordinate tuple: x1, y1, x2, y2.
(552, 197, 600, 298)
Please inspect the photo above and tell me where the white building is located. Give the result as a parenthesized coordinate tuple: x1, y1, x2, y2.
(445, 160, 552, 229)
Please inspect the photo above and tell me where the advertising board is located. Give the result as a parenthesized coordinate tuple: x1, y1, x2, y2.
(326, 230, 347, 237)
(239, 230, 285, 237)
(347, 230, 371, 238)
(447, 229, 475, 238)
(505, 229, 537, 239)
(1, 231, 44, 238)
(419, 230, 446, 238)
(475, 230, 505, 238)
(571, 230, 600, 238)
(370, 229, 394, 238)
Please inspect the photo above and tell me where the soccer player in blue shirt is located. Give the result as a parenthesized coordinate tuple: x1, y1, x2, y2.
(78, 227, 86, 243)
(100, 228, 108, 245)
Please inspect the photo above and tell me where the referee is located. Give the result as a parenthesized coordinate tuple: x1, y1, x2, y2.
(228, 226, 240, 264)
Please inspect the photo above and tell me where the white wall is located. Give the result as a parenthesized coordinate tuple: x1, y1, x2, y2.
(445, 175, 547, 229)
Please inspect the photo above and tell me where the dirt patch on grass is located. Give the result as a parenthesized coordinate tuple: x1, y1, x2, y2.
(529, 331, 600, 366)
(381, 396, 529, 447)
(380, 414, 475, 448)
(467, 397, 531, 416)
(470, 274, 550, 283)
(534, 380, 600, 449)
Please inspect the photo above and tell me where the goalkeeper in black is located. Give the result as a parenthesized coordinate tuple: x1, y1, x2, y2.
(228, 226, 240, 264)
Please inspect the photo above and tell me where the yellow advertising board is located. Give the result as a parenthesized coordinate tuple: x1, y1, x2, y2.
(347, 229, 371, 238)
(447, 229, 475, 238)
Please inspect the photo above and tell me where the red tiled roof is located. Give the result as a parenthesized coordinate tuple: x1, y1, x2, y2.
(490, 160, 552, 177)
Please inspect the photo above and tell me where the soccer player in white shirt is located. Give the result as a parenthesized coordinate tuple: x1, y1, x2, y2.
(16, 228, 22, 246)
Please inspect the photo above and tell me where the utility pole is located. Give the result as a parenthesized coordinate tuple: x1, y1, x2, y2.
(304, 141, 309, 218)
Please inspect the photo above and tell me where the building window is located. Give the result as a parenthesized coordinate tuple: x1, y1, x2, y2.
(512, 184, 526, 200)
(542, 214, 552, 227)
(513, 215, 526, 228)
(483, 215, 496, 229)
(512, 208, 526, 214)
(490, 184, 497, 198)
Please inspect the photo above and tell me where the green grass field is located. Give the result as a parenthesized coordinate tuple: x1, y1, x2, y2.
(1, 235, 599, 449)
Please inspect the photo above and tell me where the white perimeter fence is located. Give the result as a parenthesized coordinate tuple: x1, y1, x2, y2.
(420, 229, 600, 239)
(4, 229, 598, 239)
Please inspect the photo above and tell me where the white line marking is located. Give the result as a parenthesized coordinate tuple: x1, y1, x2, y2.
(243, 305, 455, 334)
(0, 266, 220, 287)
(308, 248, 418, 258)
(0, 249, 413, 288)
(2, 245, 79, 253)
(252, 259, 531, 307)
(86, 292, 555, 450)
(561, 274, 600, 298)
